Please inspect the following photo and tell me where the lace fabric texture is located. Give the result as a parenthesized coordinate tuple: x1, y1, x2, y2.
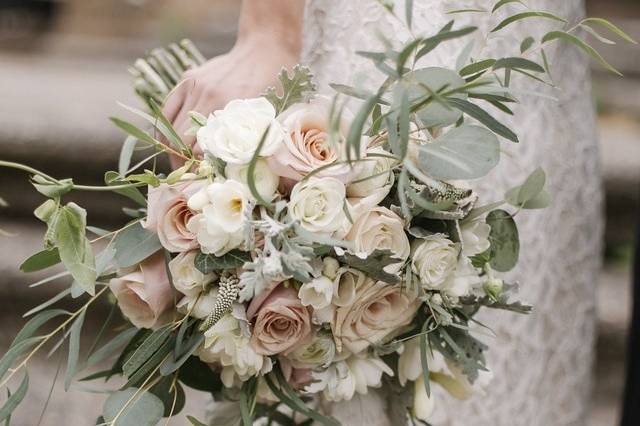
(300, 1, 601, 425)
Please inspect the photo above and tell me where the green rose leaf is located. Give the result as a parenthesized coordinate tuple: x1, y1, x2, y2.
(55, 203, 97, 295)
(418, 124, 500, 180)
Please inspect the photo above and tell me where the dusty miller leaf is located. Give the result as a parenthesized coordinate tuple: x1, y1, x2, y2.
(336, 249, 402, 284)
(195, 250, 251, 274)
(263, 65, 316, 114)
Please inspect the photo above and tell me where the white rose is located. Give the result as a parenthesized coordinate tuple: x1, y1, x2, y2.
(346, 147, 395, 198)
(460, 220, 491, 256)
(188, 179, 250, 233)
(197, 97, 284, 164)
(306, 355, 393, 401)
(225, 159, 280, 202)
(411, 235, 459, 290)
(168, 251, 215, 297)
(187, 213, 244, 256)
(298, 276, 334, 310)
(345, 207, 410, 273)
(268, 95, 366, 183)
(288, 177, 348, 235)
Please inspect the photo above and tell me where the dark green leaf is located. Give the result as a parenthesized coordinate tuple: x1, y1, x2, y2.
(447, 98, 518, 142)
(177, 356, 223, 394)
(113, 222, 162, 268)
(491, 11, 567, 33)
(123, 325, 172, 377)
(520, 36, 535, 53)
(491, 0, 525, 13)
(20, 249, 61, 273)
(187, 416, 209, 426)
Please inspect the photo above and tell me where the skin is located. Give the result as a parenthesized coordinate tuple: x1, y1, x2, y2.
(163, 0, 305, 167)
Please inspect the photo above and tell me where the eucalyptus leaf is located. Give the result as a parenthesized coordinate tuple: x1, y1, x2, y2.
(119, 136, 138, 175)
(447, 98, 518, 142)
(102, 388, 164, 426)
(31, 176, 74, 198)
(0, 373, 28, 423)
(20, 248, 61, 273)
(491, 11, 567, 32)
(485, 209, 519, 272)
(407, 67, 467, 127)
(113, 222, 162, 268)
(104, 171, 147, 206)
(123, 325, 172, 378)
(418, 125, 500, 180)
(10, 309, 69, 348)
(542, 30, 622, 75)
(64, 309, 86, 390)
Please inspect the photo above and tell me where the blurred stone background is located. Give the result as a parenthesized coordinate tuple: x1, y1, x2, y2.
(0, 0, 638, 425)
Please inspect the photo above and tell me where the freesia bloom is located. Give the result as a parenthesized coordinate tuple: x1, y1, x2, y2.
(197, 97, 284, 164)
(332, 277, 420, 354)
(298, 276, 334, 310)
(411, 235, 459, 290)
(247, 284, 313, 355)
(268, 96, 366, 183)
(187, 213, 244, 256)
(108, 253, 173, 329)
(143, 180, 204, 252)
(168, 251, 215, 297)
(177, 288, 219, 319)
(460, 220, 491, 256)
(344, 206, 410, 273)
(439, 257, 483, 298)
(288, 177, 348, 235)
(188, 179, 250, 233)
(306, 355, 393, 402)
(331, 267, 366, 307)
(288, 333, 336, 368)
(199, 313, 272, 387)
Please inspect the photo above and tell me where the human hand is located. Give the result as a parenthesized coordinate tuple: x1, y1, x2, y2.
(162, 35, 300, 167)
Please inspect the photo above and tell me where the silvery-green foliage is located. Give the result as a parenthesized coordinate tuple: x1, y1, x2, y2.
(263, 65, 316, 114)
(429, 326, 488, 384)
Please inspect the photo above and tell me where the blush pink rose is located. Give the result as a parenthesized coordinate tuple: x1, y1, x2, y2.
(268, 96, 366, 183)
(143, 180, 204, 252)
(280, 357, 313, 390)
(108, 253, 174, 329)
(247, 284, 313, 356)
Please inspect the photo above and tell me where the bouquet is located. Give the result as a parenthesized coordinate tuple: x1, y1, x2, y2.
(0, 3, 633, 425)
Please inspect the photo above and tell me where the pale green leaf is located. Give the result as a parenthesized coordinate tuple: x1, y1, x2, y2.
(194, 250, 251, 274)
(64, 309, 85, 390)
(55, 203, 96, 295)
(493, 57, 544, 73)
(113, 222, 162, 268)
(580, 18, 637, 44)
(102, 388, 164, 426)
(491, 11, 567, 33)
(418, 125, 500, 180)
(0, 373, 28, 422)
(541, 30, 622, 75)
(408, 67, 467, 127)
(119, 136, 138, 175)
(31, 176, 74, 198)
(447, 98, 518, 142)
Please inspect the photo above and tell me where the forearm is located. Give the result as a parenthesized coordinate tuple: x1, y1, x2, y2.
(236, 0, 305, 56)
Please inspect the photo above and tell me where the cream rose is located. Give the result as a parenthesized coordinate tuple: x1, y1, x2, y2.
(143, 180, 204, 252)
(346, 147, 395, 198)
(168, 251, 215, 297)
(108, 253, 173, 329)
(439, 258, 483, 298)
(197, 97, 284, 164)
(288, 333, 336, 368)
(332, 278, 420, 354)
(288, 177, 348, 235)
(345, 207, 410, 273)
(332, 267, 366, 307)
(298, 276, 334, 310)
(411, 235, 459, 290)
(268, 96, 365, 183)
(225, 159, 280, 202)
(247, 284, 313, 355)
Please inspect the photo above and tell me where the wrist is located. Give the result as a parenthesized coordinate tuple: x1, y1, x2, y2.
(236, 0, 304, 57)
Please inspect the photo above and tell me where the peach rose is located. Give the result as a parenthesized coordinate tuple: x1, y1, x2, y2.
(332, 278, 420, 354)
(247, 284, 313, 356)
(143, 180, 204, 253)
(268, 96, 366, 183)
(108, 253, 174, 329)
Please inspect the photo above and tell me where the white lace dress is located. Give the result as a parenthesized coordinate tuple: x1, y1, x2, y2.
(301, 0, 601, 425)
